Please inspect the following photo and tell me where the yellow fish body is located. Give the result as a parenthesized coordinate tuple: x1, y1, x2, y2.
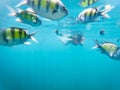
(0, 27, 38, 47)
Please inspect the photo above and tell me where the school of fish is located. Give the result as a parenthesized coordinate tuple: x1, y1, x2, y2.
(0, 0, 120, 60)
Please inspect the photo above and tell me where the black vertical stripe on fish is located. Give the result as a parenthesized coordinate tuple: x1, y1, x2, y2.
(46, 0, 50, 13)
(94, 11, 97, 18)
(93, 0, 97, 3)
(2, 30, 8, 43)
(28, 0, 31, 6)
(82, 0, 87, 4)
(11, 28, 15, 41)
(89, 10, 94, 20)
(88, 0, 90, 6)
(52, 3, 58, 14)
(83, 0, 86, 2)
(24, 11, 27, 19)
(94, 8, 98, 17)
(84, 13, 87, 21)
(19, 29, 22, 40)
(24, 31, 27, 38)
(38, 0, 41, 10)
(32, 0, 35, 9)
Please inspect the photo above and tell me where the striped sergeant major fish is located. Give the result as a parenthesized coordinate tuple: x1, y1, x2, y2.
(16, 0, 68, 20)
(0, 27, 38, 47)
(79, 0, 98, 7)
(7, 6, 42, 26)
(76, 5, 114, 23)
(93, 40, 120, 60)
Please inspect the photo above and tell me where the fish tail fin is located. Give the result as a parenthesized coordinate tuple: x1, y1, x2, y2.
(92, 39, 100, 49)
(7, 5, 17, 16)
(29, 31, 39, 43)
(100, 4, 115, 18)
(15, 0, 27, 7)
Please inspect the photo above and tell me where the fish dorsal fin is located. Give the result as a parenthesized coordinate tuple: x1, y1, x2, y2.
(29, 31, 38, 36)
(26, 8, 35, 13)
(15, 0, 27, 7)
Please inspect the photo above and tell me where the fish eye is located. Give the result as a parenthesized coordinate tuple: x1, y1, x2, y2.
(62, 7, 66, 11)
(62, 7, 68, 14)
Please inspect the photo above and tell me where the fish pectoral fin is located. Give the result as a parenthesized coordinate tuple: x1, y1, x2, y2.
(109, 52, 113, 57)
(26, 8, 35, 13)
(24, 42, 31, 45)
(33, 19, 37, 23)
(16, 18, 22, 22)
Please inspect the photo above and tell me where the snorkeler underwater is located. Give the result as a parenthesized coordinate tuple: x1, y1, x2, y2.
(0, 0, 120, 90)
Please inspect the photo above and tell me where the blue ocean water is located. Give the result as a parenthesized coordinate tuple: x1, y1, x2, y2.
(0, 0, 120, 90)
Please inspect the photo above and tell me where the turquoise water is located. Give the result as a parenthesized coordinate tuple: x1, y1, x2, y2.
(0, 0, 120, 90)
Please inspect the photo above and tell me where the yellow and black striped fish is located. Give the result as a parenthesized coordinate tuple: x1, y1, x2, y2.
(16, 0, 68, 20)
(94, 40, 118, 58)
(7, 6, 42, 26)
(76, 5, 114, 23)
(76, 7, 99, 23)
(0, 27, 38, 47)
(18, 10, 42, 26)
(80, 0, 98, 7)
